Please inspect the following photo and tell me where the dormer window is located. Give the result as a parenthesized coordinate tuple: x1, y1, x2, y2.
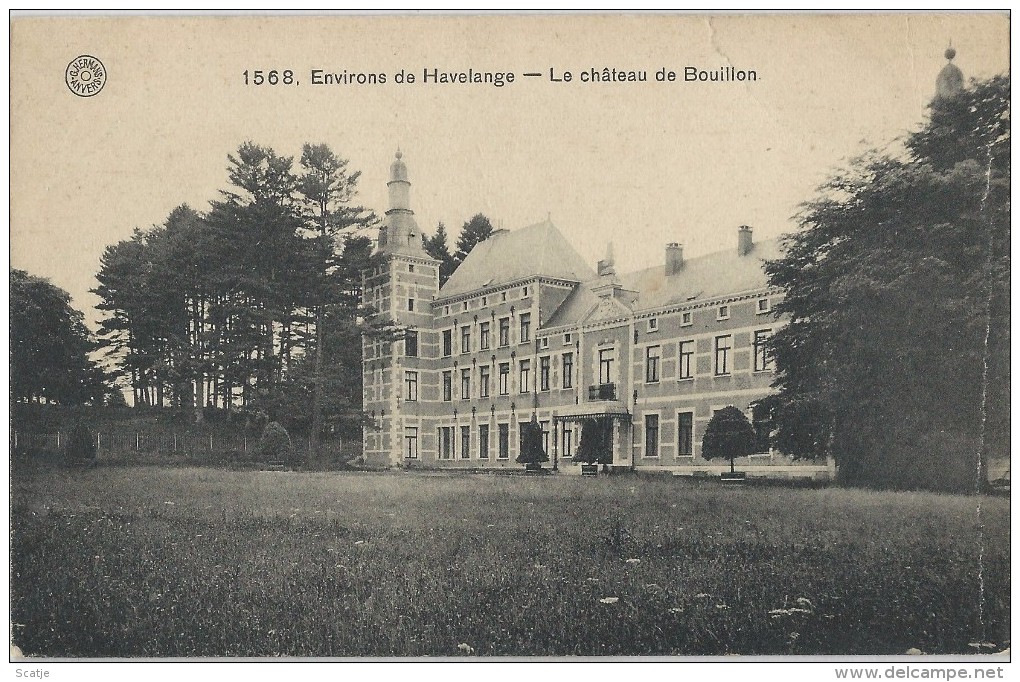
(717, 305, 730, 320)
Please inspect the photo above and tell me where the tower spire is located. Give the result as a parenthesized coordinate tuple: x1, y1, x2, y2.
(377, 149, 426, 256)
(935, 45, 964, 102)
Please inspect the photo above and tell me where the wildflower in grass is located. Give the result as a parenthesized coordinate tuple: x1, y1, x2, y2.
(716, 604, 729, 610)
(668, 607, 684, 614)
(795, 597, 814, 610)
(457, 643, 475, 654)
(625, 558, 641, 564)
(599, 597, 619, 604)
(695, 593, 710, 598)
(906, 648, 925, 655)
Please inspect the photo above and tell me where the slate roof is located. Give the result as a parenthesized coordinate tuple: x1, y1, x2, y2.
(544, 238, 782, 328)
(438, 220, 596, 299)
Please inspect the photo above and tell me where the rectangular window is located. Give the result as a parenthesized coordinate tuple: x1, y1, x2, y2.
(405, 427, 418, 459)
(404, 371, 418, 401)
(540, 337, 549, 349)
(518, 421, 531, 454)
(678, 340, 694, 380)
(757, 297, 770, 313)
(645, 414, 660, 457)
(648, 318, 658, 332)
(519, 359, 531, 393)
(439, 426, 455, 460)
(479, 424, 490, 459)
(562, 427, 573, 458)
(520, 313, 531, 343)
(461, 425, 471, 459)
(681, 311, 693, 326)
(539, 356, 550, 391)
(407, 297, 415, 312)
(541, 421, 550, 455)
(442, 371, 452, 401)
(479, 366, 490, 398)
(752, 403, 773, 454)
(405, 330, 418, 357)
(522, 286, 529, 297)
(499, 318, 510, 347)
(479, 322, 491, 350)
(443, 329, 453, 357)
(677, 412, 694, 456)
(715, 335, 732, 376)
(754, 329, 773, 372)
(718, 305, 730, 320)
(564, 333, 572, 344)
(599, 348, 614, 385)
(562, 352, 574, 389)
(461, 325, 471, 354)
(646, 345, 661, 383)
(408, 264, 415, 273)
(498, 424, 509, 459)
(499, 363, 510, 395)
(461, 368, 471, 400)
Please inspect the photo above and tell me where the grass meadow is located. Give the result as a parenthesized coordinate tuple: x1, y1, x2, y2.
(10, 466, 1010, 657)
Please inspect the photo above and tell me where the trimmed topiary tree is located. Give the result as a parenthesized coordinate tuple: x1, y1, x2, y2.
(575, 418, 614, 472)
(516, 415, 549, 471)
(64, 420, 97, 467)
(256, 421, 295, 466)
(702, 406, 756, 473)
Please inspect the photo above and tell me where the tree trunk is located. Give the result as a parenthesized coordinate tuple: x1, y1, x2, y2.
(309, 304, 324, 463)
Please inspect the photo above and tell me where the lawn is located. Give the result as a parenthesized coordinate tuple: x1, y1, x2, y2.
(10, 466, 1010, 657)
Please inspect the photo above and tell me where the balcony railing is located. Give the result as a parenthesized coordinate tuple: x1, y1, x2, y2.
(588, 383, 617, 401)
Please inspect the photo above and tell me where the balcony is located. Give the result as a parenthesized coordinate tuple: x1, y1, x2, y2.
(588, 383, 617, 401)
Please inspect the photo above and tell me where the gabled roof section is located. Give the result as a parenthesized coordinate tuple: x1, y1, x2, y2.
(438, 219, 596, 299)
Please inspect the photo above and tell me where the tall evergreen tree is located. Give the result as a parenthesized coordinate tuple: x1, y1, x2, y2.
(424, 222, 456, 286)
(453, 213, 494, 266)
(295, 144, 375, 458)
(762, 75, 1009, 492)
(11, 269, 107, 405)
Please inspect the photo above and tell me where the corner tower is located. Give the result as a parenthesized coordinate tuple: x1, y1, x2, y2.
(363, 151, 440, 468)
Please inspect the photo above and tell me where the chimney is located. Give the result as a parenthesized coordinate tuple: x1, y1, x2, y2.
(738, 225, 753, 256)
(665, 242, 684, 276)
(597, 241, 616, 277)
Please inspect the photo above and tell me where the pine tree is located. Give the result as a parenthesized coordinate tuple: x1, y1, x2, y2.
(453, 213, 494, 266)
(424, 222, 456, 286)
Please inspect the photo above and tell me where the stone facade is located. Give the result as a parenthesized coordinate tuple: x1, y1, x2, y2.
(362, 151, 832, 479)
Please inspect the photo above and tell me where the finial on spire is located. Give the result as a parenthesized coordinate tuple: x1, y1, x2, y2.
(945, 46, 956, 61)
(395, 148, 402, 160)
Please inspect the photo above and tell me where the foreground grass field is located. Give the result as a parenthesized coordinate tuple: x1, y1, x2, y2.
(11, 466, 1009, 657)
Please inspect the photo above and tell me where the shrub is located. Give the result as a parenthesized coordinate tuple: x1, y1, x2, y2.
(63, 420, 97, 466)
(256, 421, 295, 465)
(574, 418, 613, 466)
(516, 415, 549, 467)
(701, 406, 755, 473)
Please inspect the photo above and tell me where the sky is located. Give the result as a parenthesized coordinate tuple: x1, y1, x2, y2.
(9, 13, 1010, 326)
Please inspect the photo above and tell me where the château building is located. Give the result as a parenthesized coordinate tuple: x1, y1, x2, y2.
(362, 151, 832, 479)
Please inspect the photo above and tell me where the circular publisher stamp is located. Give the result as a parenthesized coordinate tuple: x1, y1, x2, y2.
(65, 55, 106, 97)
